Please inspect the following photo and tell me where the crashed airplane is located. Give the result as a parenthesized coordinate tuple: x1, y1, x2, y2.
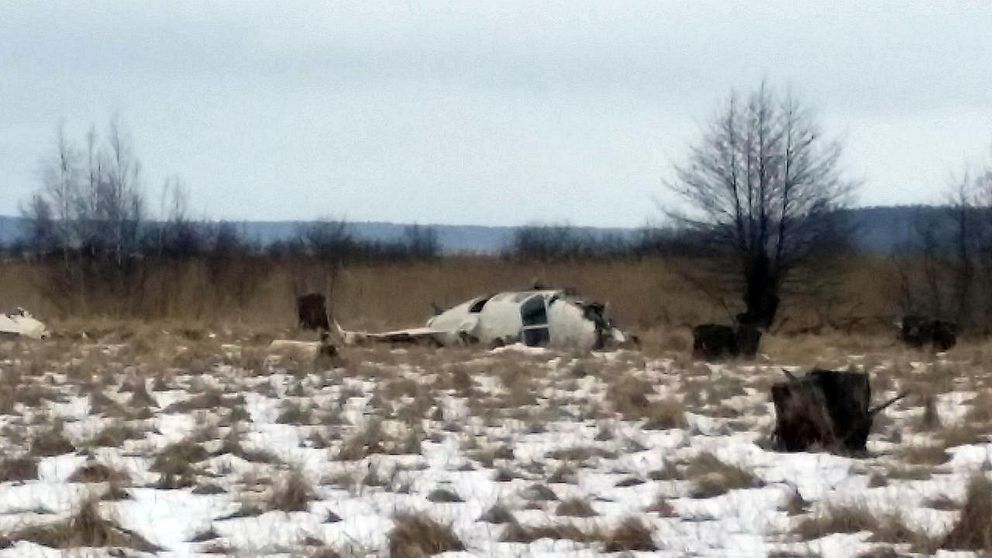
(337, 289, 631, 351)
(0, 308, 49, 340)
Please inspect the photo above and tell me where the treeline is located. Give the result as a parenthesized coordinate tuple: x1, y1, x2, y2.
(891, 167, 992, 331)
(6, 121, 449, 318)
(8, 120, 699, 319)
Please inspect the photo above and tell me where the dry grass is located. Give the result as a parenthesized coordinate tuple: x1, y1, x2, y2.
(502, 521, 598, 544)
(479, 503, 514, 524)
(941, 474, 992, 551)
(68, 462, 130, 484)
(5, 496, 159, 551)
(29, 421, 75, 457)
(603, 518, 656, 552)
(151, 440, 207, 489)
(556, 497, 597, 517)
(0, 254, 896, 335)
(794, 503, 933, 551)
(0, 455, 38, 482)
(388, 513, 464, 557)
(266, 470, 315, 512)
(686, 452, 762, 498)
(426, 488, 463, 503)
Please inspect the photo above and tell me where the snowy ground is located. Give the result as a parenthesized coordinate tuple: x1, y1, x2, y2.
(0, 333, 990, 557)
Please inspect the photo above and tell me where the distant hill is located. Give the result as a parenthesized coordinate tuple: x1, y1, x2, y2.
(0, 206, 951, 255)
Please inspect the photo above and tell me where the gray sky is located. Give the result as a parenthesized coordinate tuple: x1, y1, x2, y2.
(2, 2, 991, 227)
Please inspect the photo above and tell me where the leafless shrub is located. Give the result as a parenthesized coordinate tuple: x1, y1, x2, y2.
(388, 513, 464, 556)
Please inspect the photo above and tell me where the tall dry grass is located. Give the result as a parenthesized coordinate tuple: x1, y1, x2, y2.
(0, 254, 895, 335)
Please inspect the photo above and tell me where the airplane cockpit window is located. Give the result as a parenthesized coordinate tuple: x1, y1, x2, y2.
(520, 295, 547, 326)
(520, 294, 550, 346)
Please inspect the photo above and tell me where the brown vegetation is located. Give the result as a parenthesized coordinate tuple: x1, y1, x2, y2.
(5, 496, 158, 551)
(388, 513, 464, 557)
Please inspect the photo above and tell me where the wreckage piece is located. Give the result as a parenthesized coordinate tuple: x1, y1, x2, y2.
(268, 332, 339, 361)
(899, 315, 957, 352)
(296, 293, 330, 331)
(0, 308, 49, 340)
(771, 369, 907, 454)
(692, 323, 761, 361)
(336, 289, 630, 352)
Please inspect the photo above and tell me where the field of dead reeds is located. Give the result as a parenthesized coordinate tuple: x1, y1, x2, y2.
(0, 254, 894, 338)
(1, 316, 990, 557)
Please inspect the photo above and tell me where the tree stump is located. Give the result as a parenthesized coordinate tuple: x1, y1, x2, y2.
(771, 369, 897, 454)
(296, 293, 330, 331)
(692, 323, 762, 361)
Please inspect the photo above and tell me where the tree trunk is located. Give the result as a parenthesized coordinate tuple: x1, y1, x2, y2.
(739, 252, 779, 329)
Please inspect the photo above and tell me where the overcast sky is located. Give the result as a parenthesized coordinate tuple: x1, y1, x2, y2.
(2, 2, 991, 227)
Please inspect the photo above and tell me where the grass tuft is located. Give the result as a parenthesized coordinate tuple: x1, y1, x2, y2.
(388, 513, 464, 556)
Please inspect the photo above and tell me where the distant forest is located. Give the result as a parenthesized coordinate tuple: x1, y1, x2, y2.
(0, 205, 955, 256)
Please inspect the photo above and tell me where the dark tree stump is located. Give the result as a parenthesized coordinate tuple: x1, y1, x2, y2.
(771, 369, 895, 454)
(692, 323, 762, 361)
(899, 315, 958, 352)
(693, 324, 737, 360)
(296, 293, 330, 331)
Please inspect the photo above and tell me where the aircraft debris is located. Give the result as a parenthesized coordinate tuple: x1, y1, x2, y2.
(336, 289, 630, 351)
(0, 308, 49, 340)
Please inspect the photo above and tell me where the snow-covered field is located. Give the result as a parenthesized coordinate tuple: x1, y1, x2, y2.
(1, 334, 990, 557)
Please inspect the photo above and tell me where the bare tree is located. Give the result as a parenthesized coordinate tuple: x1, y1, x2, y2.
(667, 83, 855, 329)
(21, 118, 148, 315)
(892, 151, 992, 330)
